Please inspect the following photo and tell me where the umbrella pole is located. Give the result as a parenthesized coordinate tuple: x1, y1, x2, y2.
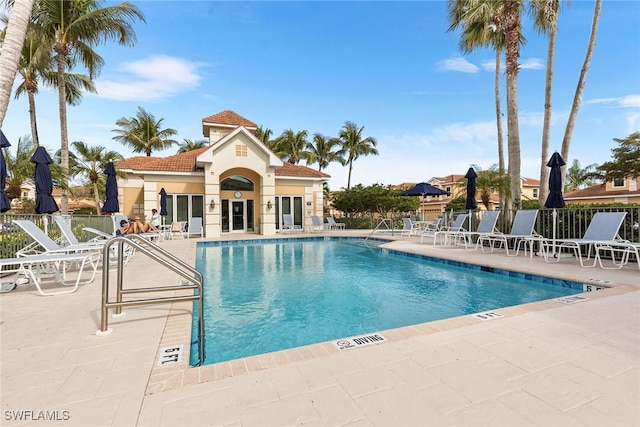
(552, 208, 557, 256)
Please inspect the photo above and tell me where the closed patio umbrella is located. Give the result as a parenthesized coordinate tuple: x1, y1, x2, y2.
(0, 130, 11, 212)
(30, 146, 59, 214)
(544, 152, 566, 256)
(465, 167, 477, 230)
(159, 188, 168, 224)
(102, 161, 119, 213)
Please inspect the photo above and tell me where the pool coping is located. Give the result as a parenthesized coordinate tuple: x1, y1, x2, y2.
(144, 235, 635, 395)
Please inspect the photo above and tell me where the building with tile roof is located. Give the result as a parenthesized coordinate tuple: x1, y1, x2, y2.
(115, 111, 330, 237)
(564, 176, 640, 204)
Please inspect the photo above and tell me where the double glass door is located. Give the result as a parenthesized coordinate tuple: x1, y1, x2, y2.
(221, 199, 254, 233)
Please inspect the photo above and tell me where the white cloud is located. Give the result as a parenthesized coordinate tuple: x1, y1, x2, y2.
(626, 112, 640, 132)
(480, 59, 503, 72)
(520, 58, 544, 70)
(94, 55, 205, 101)
(436, 56, 480, 73)
(585, 94, 640, 108)
(431, 120, 497, 144)
(476, 57, 542, 72)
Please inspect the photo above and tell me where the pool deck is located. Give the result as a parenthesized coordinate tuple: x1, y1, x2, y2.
(1, 231, 638, 426)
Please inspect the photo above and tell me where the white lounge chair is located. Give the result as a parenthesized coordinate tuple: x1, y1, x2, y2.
(542, 212, 627, 267)
(595, 241, 640, 271)
(479, 210, 540, 256)
(187, 217, 203, 238)
(419, 218, 443, 243)
(13, 220, 104, 257)
(326, 216, 345, 230)
(432, 213, 469, 246)
(400, 218, 420, 236)
(0, 252, 100, 296)
(112, 214, 161, 241)
(282, 214, 302, 233)
(169, 221, 187, 239)
(310, 215, 326, 232)
(54, 215, 109, 247)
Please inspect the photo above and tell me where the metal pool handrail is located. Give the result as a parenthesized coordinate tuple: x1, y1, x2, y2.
(96, 236, 205, 366)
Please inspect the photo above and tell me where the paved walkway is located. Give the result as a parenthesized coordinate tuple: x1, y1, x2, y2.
(1, 232, 638, 426)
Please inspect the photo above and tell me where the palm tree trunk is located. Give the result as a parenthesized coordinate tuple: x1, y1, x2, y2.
(347, 158, 354, 189)
(27, 90, 40, 147)
(560, 0, 601, 184)
(0, 0, 35, 126)
(56, 51, 70, 214)
(93, 181, 101, 215)
(494, 48, 506, 210)
(538, 20, 557, 205)
(504, 0, 522, 210)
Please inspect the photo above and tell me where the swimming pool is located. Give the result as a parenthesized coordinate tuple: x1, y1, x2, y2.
(192, 238, 583, 365)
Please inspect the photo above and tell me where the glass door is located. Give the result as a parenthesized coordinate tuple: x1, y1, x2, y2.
(231, 201, 244, 232)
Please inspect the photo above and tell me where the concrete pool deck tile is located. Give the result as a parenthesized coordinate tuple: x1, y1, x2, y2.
(354, 384, 451, 425)
(497, 388, 585, 426)
(304, 385, 367, 426)
(337, 365, 404, 398)
(448, 396, 536, 426)
(238, 392, 320, 426)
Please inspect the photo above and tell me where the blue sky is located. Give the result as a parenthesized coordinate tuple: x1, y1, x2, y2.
(2, 0, 639, 190)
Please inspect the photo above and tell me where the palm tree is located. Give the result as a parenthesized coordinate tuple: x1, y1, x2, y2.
(448, 0, 507, 204)
(177, 138, 207, 154)
(70, 141, 123, 214)
(3, 18, 96, 148)
(3, 134, 34, 200)
(560, 0, 602, 184)
(503, 0, 524, 210)
(338, 121, 378, 189)
(274, 129, 312, 165)
(32, 0, 145, 214)
(255, 125, 273, 147)
(474, 165, 510, 209)
(307, 133, 345, 172)
(530, 0, 561, 205)
(564, 159, 599, 192)
(112, 107, 178, 156)
(0, 0, 35, 126)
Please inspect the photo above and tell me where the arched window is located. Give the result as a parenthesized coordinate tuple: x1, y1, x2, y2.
(221, 176, 254, 191)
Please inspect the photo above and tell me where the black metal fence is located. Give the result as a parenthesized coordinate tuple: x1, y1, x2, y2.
(1, 207, 639, 259)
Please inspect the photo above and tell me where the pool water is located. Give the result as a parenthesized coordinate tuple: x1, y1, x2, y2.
(192, 239, 581, 365)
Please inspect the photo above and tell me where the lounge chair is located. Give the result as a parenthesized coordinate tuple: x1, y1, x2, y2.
(282, 214, 302, 233)
(445, 210, 500, 249)
(595, 241, 640, 270)
(400, 218, 420, 236)
(187, 217, 203, 238)
(479, 210, 540, 256)
(13, 219, 104, 257)
(0, 252, 100, 296)
(54, 215, 109, 247)
(326, 216, 345, 230)
(310, 215, 326, 232)
(432, 214, 469, 245)
(419, 218, 443, 243)
(167, 221, 186, 239)
(112, 214, 162, 241)
(542, 211, 627, 267)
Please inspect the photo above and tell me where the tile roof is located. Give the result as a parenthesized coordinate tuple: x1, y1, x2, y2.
(116, 147, 209, 173)
(565, 184, 640, 199)
(202, 110, 257, 128)
(275, 162, 330, 178)
(116, 148, 329, 179)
